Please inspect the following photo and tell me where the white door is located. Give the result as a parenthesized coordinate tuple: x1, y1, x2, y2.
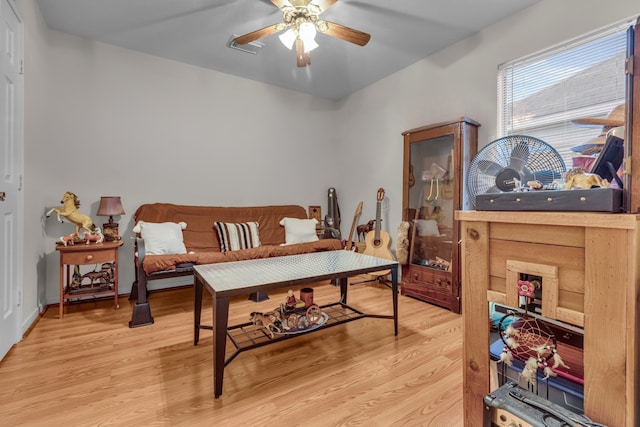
(0, 0, 23, 361)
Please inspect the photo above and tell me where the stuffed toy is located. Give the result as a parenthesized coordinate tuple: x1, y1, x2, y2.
(396, 221, 410, 264)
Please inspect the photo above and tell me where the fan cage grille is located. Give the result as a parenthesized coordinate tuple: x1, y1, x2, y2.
(467, 135, 567, 206)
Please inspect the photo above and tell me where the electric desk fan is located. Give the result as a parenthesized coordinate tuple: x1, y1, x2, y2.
(466, 135, 566, 206)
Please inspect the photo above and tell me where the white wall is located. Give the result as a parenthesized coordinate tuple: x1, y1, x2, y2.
(19, 0, 640, 330)
(20, 0, 340, 326)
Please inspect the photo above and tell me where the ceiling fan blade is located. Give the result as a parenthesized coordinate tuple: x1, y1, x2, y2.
(477, 160, 503, 176)
(295, 39, 311, 67)
(311, 0, 337, 12)
(271, 0, 293, 8)
(321, 21, 371, 46)
(233, 24, 281, 45)
(508, 141, 530, 172)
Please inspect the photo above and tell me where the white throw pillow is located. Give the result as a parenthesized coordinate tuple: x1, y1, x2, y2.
(279, 217, 319, 245)
(132, 221, 187, 255)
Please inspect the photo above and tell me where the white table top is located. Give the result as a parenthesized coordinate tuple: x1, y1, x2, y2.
(193, 250, 397, 294)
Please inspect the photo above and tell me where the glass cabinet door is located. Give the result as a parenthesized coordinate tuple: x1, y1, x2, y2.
(408, 135, 455, 270)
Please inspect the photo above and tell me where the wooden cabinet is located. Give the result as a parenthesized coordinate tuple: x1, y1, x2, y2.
(401, 118, 479, 313)
(457, 211, 639, 427)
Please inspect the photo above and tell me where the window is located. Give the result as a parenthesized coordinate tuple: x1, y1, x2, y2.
(498, 18, 635, 168)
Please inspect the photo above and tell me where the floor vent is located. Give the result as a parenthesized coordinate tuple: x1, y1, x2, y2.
(227, 35, 264, 55)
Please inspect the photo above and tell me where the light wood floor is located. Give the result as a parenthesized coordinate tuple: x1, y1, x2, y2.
(0, 278, 464, 426)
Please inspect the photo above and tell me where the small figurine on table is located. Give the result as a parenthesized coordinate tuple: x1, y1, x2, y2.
(59, 232, 78, 247)
(284, 289, 305, 311)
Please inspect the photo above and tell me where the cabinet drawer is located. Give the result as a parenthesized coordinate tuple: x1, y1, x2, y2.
(431, 270, 453, 293)
(62, 249, 116, 265)
(407, 268, 425, 283)
(404, 266, 453, 294)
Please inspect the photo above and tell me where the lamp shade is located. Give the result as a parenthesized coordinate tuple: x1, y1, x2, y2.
(279, 29, 297, 50)
(97, 196, 125, 217)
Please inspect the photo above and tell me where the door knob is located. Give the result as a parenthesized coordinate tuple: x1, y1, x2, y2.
(0, 192, 5, 201)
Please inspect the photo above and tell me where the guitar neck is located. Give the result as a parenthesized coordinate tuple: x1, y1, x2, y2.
(374, 200, 382, 244)
(345, 201, 363, 250)
(346, 223, 357, 248)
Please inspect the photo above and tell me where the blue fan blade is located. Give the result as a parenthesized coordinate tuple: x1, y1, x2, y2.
(531, 170, 563, 184)
(477, 160, 503, 175)
(509, 141, 530, 172)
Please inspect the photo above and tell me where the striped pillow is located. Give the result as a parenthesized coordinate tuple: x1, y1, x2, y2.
(214, 221, 261, 252)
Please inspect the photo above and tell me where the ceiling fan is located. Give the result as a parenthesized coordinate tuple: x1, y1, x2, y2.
(233, 0, 371, 67)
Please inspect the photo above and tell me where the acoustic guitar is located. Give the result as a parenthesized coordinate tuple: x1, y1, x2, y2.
(343, 201, 363, 251)
(364, 188, 394, 275)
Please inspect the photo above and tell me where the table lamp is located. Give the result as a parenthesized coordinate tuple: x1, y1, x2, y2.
(97, 196, 125, 241)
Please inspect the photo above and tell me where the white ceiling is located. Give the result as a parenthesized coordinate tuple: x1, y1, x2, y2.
(36, 0, 540, 100)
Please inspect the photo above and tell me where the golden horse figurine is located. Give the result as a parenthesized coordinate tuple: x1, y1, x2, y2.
(46, 192, 96, 235)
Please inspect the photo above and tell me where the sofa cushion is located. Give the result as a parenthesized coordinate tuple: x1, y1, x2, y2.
(214, 221, 261, 252)
(141, 239, 343, 275)
(279, 217, 319, 245)
(133, 221, 187, 255)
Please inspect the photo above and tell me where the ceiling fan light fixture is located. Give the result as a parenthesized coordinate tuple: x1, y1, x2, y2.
(299, 22, 318, 52)
(279, 29, 297, 49)
(303, 38, 318, 53)
(298, 21, 317, 43)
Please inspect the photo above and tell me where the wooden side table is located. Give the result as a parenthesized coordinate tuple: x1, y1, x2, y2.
(56, 240, 123, 319)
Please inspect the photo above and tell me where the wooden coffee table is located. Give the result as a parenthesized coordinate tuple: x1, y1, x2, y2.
(193, 250, 398, 398)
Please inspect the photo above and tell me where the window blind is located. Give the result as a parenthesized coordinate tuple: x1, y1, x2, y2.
(498, 18, 634, 168)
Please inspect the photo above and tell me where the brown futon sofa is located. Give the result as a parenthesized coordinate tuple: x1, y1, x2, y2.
(129, 203, 342, 327)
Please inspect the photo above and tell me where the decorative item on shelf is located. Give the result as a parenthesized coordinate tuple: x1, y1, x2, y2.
(249, 288, 324, 338)
(356, 220, 375, 242)
(82, 227, 104, 244)
(46, 191, 96, 236)
(77, 262, 115, 290)
(249, 311, 282, 338)
(285, 289, 305, 310)
(299, 287, 314, 308)
(498, 311, 570, 388)
(563, 167, 610, 190)
(97, 196, 125, 242)
(59, 232, 78, 247)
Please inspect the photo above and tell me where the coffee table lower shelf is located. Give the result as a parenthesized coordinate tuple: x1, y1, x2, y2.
(198, 302, 386, 367)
